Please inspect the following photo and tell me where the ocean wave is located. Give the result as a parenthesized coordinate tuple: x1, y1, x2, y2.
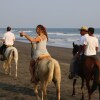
(94, 34, 100, 38)
(19, 30, 33, 33)
(48, 32, 65, 35)
(48, 32, 80, 36)
(0, 28, 100, 49)
(67, 38, 79, 42)
(49, 38, 66, 42)
(12, 30, 17, 32)
(65, 33, 80, 36)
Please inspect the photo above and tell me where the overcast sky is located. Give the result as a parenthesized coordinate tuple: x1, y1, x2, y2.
(0, 0, 100, 28)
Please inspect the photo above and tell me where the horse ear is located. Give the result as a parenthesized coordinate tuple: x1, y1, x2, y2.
(73, 42, 75, 47)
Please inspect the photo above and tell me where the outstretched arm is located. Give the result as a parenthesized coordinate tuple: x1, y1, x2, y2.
(20, 32, 41, 42)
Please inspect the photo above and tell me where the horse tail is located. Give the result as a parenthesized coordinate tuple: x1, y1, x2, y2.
(13, 48, 18, 60)
(3, 49, 14, 68)
(47, 59, 54, 82)
(8, 49, 14, 63)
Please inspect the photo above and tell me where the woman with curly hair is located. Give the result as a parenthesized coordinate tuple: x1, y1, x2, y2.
(20, 25, 50, 82)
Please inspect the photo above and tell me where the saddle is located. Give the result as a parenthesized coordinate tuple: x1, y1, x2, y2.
(38, 54, 51, 60)
(35, 55, 51, 65)
(31, 55, 51, 83)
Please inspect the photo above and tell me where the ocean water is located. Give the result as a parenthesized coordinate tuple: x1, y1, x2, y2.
(0, 28, 100, 49)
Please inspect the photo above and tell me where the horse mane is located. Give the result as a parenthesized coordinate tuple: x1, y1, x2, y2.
(72, 42, 80, 56)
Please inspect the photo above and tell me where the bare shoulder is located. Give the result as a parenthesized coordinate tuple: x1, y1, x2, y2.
(40, 35, 47, 40)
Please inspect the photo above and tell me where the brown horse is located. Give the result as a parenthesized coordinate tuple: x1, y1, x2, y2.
(71, 42, 100, 100)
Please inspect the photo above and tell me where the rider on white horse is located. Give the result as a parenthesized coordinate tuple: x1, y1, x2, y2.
(20, 25, 51, 83)
(0, 26, 15, 61)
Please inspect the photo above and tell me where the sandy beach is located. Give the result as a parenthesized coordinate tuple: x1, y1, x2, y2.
(0, 41, 100, 100)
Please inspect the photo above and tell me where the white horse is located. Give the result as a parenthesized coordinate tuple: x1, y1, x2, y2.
(31, 43, 61, 100)
(1, 46, 18, 78)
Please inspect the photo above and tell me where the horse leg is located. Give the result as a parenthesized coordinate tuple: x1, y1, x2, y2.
(3, 62, 6, 74)
(3, 61, 8, 74)
(34, 82, 40, 100)
(72, 79, 76, 96)
(97, 83, 100, 100)
(89, 81, 98, 100)
(89, 66, 99, 100)
(41, 82, 48, 100)
(9, 64, 11, 76)
(53, 80, 60, 100)
(5, 60, 12, 76)
(3, 61, 6, 70)
(14, 57, 18, 78)
(3, 62, 6, 70)
(15, 61, 18, 78)
(81, 78, 84, 100)
(56, 82, 60, 100)
(86, 79, 94, 100)
(5, 66, 8, 74)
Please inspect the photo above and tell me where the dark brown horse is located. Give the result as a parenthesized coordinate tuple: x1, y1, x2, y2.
(72, 42, 100, 100)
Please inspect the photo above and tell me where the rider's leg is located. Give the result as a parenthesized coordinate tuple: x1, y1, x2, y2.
(74, 54, 85, 78)
(69, 55, 77, 79)
(0, 44, 7, 60)
(71, 60, 79, 79)
(74, 60, 79, 75)
(29, 59, 36, 82)
(2, 49, 7, 60)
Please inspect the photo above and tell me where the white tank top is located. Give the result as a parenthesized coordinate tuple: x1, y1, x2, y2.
(33, 36, 50, 59)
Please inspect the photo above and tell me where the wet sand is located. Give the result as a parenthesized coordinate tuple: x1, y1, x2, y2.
(0, 41, 100, 100)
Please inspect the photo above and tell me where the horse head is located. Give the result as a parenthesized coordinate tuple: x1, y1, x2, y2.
(72, 42, 80, 56)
